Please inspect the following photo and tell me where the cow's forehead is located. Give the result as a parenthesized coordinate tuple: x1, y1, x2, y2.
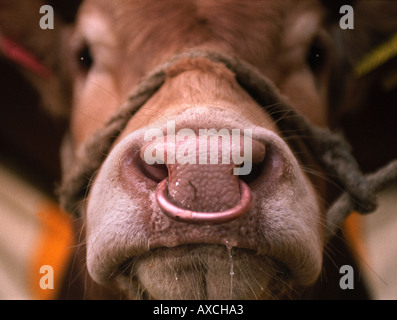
(77, 0, 324, 73)
(78, 0, 322, 42)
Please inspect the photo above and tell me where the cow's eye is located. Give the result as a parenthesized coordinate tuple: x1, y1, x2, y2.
(306, 37, 327, 74)
(77, 44, 94, 71)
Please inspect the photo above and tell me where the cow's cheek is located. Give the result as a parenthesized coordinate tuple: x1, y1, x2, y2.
(279, 70, 329, 127)
(70, 73, 121, 149)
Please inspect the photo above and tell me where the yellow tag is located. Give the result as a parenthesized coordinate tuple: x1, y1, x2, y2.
(354, 33, 397, 78)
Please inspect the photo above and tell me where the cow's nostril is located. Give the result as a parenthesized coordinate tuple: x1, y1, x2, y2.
(139, 162, 168, 182)
(240, 160, 267, 185)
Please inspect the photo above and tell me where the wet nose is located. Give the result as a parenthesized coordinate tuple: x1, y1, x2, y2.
(141, 134, 265, 224)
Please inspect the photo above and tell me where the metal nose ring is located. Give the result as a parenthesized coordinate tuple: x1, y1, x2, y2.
(156, 178, 253, 224)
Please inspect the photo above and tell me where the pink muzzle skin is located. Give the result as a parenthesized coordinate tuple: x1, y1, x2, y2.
(156, 178, 252, 224)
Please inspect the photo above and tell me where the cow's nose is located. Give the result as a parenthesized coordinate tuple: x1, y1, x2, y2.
(140, 135, 265, 224)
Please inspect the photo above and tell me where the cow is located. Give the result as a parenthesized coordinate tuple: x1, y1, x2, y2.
(1, 0, 396, 300)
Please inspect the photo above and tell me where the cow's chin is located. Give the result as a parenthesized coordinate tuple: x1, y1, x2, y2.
(115, 245, 292, 300)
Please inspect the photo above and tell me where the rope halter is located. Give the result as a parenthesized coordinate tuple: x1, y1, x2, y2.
(56, 49, 397, 243)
